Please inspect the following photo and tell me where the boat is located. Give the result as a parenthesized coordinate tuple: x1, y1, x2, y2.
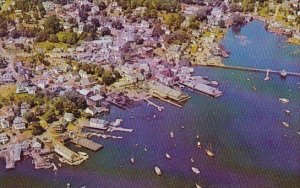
(195, 183, 202, 188)
(280, 70, 287, 78)
(210, 81, 219, 85)
(264, 76, 270, 81)
(130, 158, 135, 164)
(67, 183, 71, 188)
(52, 163, 57, 172)
(280, 97, 290, 104)
(197, 141, 201, 148)
(155, 166, 162, 176)
(205, 149, 215, 157)
(191, 158, 195, 163)
(191, 167, 200, 174)
(285, 110, 291, 115)
(165, 153, 171, 159)
(144, 148, 148, 152)
(170, 132, 174, 138)
(196, 135, 199, 139)
(78, 152, 88, 157)
(252, 86, 257, 91)
(282, 122, 289, 128)
(297, 132, 300, 135)
(181, 126, 185, 129)
(279, 98, 289, 104)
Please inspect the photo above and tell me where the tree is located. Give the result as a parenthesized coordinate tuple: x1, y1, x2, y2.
(48, 34, 59, 43)
(102, 70, 116, 85)
(219, 20, 226, 28)
(57, 31, 78, 45)
(32, 122, 45, 136)
(114, 70, 122, 79)
(35, 31, 49, 42)
(24, 111, 35, 122)
(100, 27, 111, 36)
(152, 25, 164, 37)
(43, 109, 56, 123)
(163, 13, 185, 30)
(98, 1, 107, 11)
(43, 16, 61, 34)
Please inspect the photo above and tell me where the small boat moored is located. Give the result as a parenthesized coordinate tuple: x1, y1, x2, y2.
(170, 132, 174, 138)
(191, 158, 195, 163)
(130, 158, 135, 164)
(155, 166, 162, 176)
(285, 110, 291, 115)
(279, 98, 289, 104)
(191, 167, 200, 174)
(282, 122, 289, 128)
(165, 153, 171, 159)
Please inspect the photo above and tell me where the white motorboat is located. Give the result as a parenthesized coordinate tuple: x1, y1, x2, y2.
(197, 141, 201, 148)
(130, 158, 135, 164)
(191, 167, 200, 174)
(165, 153, 171, 159)
(282, 122, 289, 128)
(170, 132, 174, 138)
(155, 166, 162, 176)
(279, 98, 289, 104)
(285, 110, 291, 115)
(191, 158, 195, 163)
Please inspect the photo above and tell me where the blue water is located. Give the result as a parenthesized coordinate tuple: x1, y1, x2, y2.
(0, 20, 299, 188)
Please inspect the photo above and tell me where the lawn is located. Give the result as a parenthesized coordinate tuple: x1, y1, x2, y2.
(35, 42, 70, 51)
(0, 84, 16, 98)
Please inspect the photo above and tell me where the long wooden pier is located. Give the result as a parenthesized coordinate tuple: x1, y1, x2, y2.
(204, 64, 300, 78)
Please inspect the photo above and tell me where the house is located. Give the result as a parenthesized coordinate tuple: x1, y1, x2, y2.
(87, 94, 105, 107)
(0, 119, 10, 129)
(87, 118, 107, 129)
(0, 133, 9, 145)
(13, 116, 26, 130)
(20, 102, 30, 115)
(16, 83, 28, 94)
(42, 1, 55, 12)
(80, 77, 97, 87)
(76, 89, 93, 97)
(36, 80, 48, 89)
(166, 44, 182, 61)
(1, 72, 15, 83)
(31, 139, 44, 151)
(64, 113, 75, 122)
(51, 121, 67, 133)
(84, 106, 107, 116)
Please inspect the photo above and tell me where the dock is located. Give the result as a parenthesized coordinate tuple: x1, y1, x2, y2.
(179, 82, 223, 97)
(107, 126, 134, 133)
(31, 151, 52, 169)
(71, 137, 103, 151)
(144, 99, 164, 111)
(204, 64, 300, 78)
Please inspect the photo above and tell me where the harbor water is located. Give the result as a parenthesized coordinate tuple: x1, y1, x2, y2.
(0, 20, 299, 188)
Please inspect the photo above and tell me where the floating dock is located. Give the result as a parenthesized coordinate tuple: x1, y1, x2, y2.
(107, 126, 134, 133)
(144, 99, 164, 111)
(71, 137, 103, 151)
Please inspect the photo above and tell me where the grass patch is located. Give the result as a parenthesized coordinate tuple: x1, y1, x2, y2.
(0, 84, 16, 98)
(35, 42, 69, 52)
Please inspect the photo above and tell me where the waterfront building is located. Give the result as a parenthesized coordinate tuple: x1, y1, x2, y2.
(148, 81, 190, 103)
